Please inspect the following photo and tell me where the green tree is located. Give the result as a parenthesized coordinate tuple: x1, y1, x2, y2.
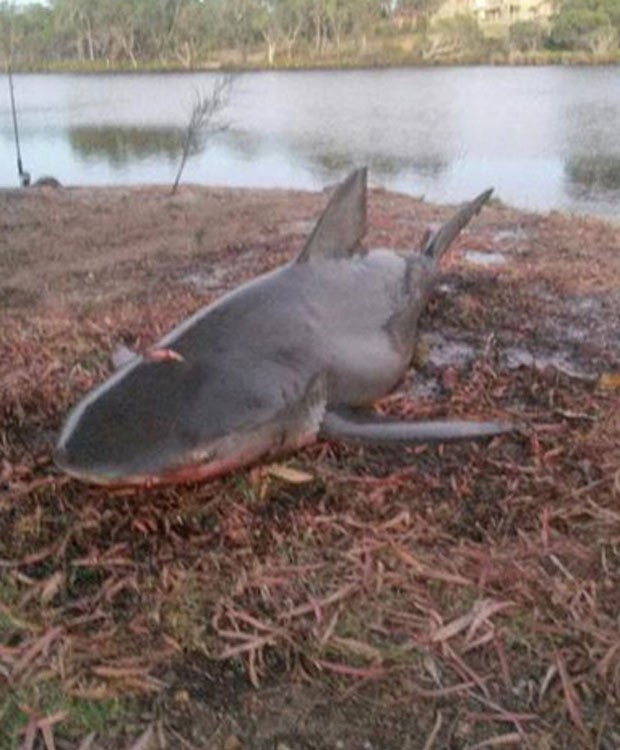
(258, 0, 308, 65)
(172, 0, 219, 67)
(218, 0, 263, 61)
(95, 0, 140, 66)
(52, 0, 100, 61)
(423, 14, 484, 59)
(325, 0, 355, 56)
(351, 0, 384, 52)
(508, 19, 547, 51)
(550, 0, 619, 52)
(1, 2, 57, 67)
(309, 0, 326, 55)
(397, 0, 444, 33)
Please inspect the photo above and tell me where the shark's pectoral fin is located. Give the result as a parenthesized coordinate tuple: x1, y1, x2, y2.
(111, 344, 138, 370)
(283, 371, 329, 447)
(296, 168, 367, 263)
(319, 406, 513, 445)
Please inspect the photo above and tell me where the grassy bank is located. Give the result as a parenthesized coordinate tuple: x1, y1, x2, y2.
(8, 41, 620, 74)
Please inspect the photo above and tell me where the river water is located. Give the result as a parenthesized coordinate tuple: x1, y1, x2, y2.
(1, 67, 619, 218)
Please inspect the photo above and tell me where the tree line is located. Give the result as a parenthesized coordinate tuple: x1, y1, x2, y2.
(1, 0, 619, 71)
(1, 0, 391, 68)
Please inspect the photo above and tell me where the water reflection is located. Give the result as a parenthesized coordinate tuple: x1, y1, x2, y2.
(221, 130, 264, 160)
(218, 122, 450, 184)
(565, 155, 620, 193)
(295, 145, 448, 181)
(68, 126, 188, 165)
(561, 100, 620, 207)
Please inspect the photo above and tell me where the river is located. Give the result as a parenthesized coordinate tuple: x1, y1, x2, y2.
(1, 67, 619, 219)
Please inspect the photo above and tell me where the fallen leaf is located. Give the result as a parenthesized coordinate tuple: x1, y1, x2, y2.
(267, 464, 314, 484)
(224, 736, 242, 750)
(598, 372, 620, 390)
(41, 572, 65, 605)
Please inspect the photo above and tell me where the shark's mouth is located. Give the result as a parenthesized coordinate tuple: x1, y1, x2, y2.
(145, 451, 264, 487)
(61, 454, 252, 489)
(59, 430, 319, 489)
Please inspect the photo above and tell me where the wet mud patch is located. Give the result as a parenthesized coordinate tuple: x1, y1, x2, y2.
(463, 249, 508, 267)
(152, 653, 457, 750)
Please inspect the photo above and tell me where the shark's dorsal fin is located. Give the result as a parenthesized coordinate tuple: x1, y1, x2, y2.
(296, 168, 367, 264)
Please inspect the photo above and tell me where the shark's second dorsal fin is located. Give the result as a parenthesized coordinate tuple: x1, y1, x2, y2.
(296, 168, 367, 263)
(422, 188, 493, 262)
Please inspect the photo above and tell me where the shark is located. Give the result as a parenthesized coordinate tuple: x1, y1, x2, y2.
(54, 169, 511, 487)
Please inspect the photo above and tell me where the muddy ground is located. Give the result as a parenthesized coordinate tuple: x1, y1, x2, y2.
(1, 183, 620, 749)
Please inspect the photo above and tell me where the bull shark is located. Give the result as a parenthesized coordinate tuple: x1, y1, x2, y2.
(55, 169, 511, 487)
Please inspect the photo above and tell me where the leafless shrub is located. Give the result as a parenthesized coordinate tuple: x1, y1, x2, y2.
(171, 74, 235, 196)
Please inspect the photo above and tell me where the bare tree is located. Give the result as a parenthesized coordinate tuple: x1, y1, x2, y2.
(171, 75, 234, 196)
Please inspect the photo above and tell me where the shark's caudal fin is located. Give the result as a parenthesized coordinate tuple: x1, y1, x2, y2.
(296, 168, 367, 263)
(320, 407, 513, 444)
(422, 188, 493, 262)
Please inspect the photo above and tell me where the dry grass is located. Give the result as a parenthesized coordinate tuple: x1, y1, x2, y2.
(1, 185, 619, 748)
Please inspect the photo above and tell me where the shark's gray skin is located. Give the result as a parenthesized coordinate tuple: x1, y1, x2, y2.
(55, 169, 510, 487)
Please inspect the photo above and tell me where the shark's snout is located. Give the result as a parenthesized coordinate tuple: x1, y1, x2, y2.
(53, 447, 112, 485)
(54, 422, 129, 485)
(54, 410, 258, 488)
(53, 356, 254, 486)
(54, 419, 191, 486)
(53, 349, 218, 483)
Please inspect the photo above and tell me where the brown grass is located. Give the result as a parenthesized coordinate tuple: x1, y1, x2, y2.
(1, 184, 619, 748)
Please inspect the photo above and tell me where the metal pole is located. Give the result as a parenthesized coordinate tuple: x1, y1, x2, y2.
(7, 63, 25, 180)
(7, 0, 28, 186)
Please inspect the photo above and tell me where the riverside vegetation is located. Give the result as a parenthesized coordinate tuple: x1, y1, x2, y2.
(2, 0, 620, 71)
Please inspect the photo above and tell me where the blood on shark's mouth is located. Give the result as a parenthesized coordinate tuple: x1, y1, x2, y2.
(143, 431, 318, 487)
(59, 456, 238, 489)
(149, 453, 253, 486)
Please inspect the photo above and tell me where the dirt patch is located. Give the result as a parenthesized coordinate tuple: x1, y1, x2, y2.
(1, 184, 620, 749)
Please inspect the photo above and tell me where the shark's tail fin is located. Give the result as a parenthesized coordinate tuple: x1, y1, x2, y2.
(422, 188, 493, 262)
